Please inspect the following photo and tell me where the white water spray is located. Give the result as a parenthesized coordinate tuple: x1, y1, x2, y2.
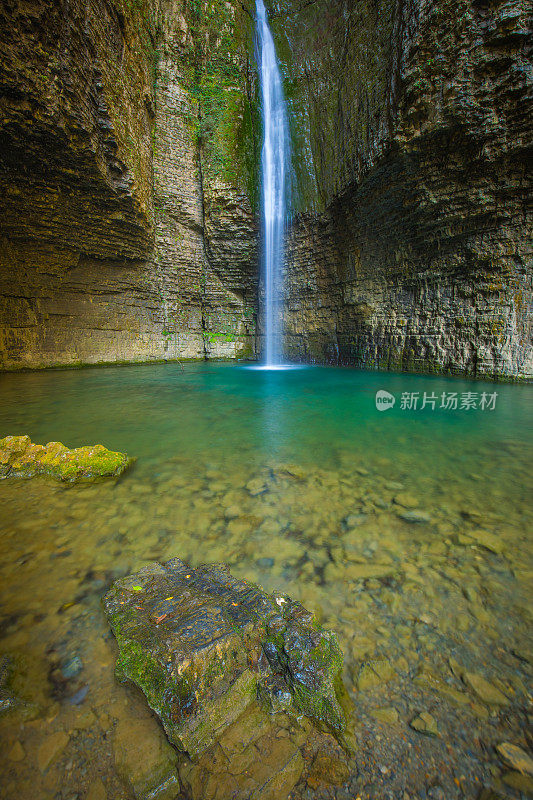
(256, 0, 290, 367)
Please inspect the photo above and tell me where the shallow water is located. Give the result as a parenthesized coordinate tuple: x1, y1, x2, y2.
(0, 363, 532, 799)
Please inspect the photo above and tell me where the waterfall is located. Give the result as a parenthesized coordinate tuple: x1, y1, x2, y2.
(256, 0, 290, 367)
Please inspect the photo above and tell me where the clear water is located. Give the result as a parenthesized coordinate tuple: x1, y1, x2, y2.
(0, 363, 532, 798)
(256, 0, 290, 366)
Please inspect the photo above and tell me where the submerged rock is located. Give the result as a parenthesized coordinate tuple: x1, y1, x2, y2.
(245, 476, 269, 496)
(410, 711, 439, 737)
(467, 529, 505, 555)
(371, 706, 399, 725)
(37, 730, 70, 773)
(307, 751, 351, 788)
(393, 493, 419, 509)
(396, 510, 432, 524)
(104, 559, 351, 799)
(414, 666, 469, 706)
(357, 659, 395, 691)
(61, 656, 83, 679)
(496, 742, 533, 776)
(0, 435, 134, 481)
(502, 770, 533, 794)
(0, 656, 16, 713)
(7, 740, 25, 762)
(463, 671, 510, 706)
(112, 716, 179, 800)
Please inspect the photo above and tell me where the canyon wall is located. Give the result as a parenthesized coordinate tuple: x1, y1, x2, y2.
(271, 0, 532, 378)
(0, 0, 258, 369)
(153, 0, 258, 361)
(0, 0, 531, 377)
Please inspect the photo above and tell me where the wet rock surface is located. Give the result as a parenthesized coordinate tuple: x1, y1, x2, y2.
(103, 559, 351, 797)
(0, 0, 258, 370)
(271, 0, 532, 378)
(0, 435, 133, 481)
(104, 559, 347, 746)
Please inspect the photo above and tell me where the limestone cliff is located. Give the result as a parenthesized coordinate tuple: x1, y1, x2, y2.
(0, 0, 531, 378)
(269, 0, 532, 378)
(0, 0, 258, 369)
(153, 0, 259, 361)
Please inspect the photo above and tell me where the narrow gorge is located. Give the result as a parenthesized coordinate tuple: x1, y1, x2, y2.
(0, 4, 532, 800)
(1, 0, 531, 377)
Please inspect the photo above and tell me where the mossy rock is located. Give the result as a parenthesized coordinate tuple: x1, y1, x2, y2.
(0, 435, 134, 482)
(103, 559, 347, 759)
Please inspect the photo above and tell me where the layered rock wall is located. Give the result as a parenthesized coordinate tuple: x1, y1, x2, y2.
(0, 0, 259, 369)
(152, 0, 259, 361)
(0, 0, 159, 368)
(1, 0, 531, 377)
(271, 0, 532, 378)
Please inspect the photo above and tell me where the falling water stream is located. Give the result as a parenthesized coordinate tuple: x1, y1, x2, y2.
(256, 0, 290, 367)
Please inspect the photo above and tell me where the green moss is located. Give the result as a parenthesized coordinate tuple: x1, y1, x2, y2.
(290, 632, 346, 732)
(0, 437, 133, 481)
(179, 0, 260, 207)
(263, 621, 346, 734)
(116, 638, 192, 720)
(238, 339, 256, 360)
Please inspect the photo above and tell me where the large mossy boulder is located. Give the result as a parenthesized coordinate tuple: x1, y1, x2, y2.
(104, 559, 347, 760)
(104, 559, 353, 799)
(0, 435, 134, 481)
